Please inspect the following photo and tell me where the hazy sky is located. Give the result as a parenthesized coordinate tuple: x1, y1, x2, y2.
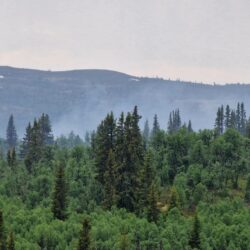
(0, 0, 250, 83)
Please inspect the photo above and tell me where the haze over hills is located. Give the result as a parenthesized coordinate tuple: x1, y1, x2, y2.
(0, 66, 249, 138)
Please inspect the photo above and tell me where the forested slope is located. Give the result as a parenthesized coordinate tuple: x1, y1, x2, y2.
(0, 104, 250, 249)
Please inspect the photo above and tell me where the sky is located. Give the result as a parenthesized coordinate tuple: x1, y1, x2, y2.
(0, 0, 250, 84)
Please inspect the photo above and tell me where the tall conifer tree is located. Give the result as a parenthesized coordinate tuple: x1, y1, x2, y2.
(95, 112, 116, 184)
(225, 105, 231, 130)
(52, 165, 67, 220)
(103, 149, 117, 209)
(151, 114, 160, 136)
(39, 113, 54, 145)
(6, 114, 17, 149)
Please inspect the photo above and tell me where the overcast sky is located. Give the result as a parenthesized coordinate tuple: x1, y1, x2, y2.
(0, 0, 249, 83)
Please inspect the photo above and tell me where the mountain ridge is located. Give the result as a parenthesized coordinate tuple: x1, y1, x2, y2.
(0, 66, 250, 137)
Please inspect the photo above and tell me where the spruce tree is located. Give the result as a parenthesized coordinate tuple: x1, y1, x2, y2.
(6, 114, 17, 149)
(77, 218, 91, 250)
(225, 105, 231, 130)
(236, 102, 241, 132)
(175, 109, 181, 130)
(151, 114, 160, 136)
(220, 105, 224, 134)
(20, 122, 32, 159)
(115, 112, 126, 201)
(215, 106, 224, 135)
(142, 119, 150, 145)
(240, 102, 246, 135)
(140, 150, 155, 207)
(103, 149, 117, 209)
(116, 107, 144, 212)
(189, 213, 201, 249)
(95, 112, 116, 184)
(24, 119, 43, 172)
(7, 232, 15, 250)
(229, 110, 237, 129)
(52, 165, 67, 220)
(168, 109, 182, 133)
(167, 113, 173, 133)
(39, 113, 54, 145)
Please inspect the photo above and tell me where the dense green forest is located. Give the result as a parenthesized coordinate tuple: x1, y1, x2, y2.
(0, 103, 250, 250)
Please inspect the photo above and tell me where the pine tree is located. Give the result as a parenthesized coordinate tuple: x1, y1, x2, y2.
(147, 183, 159, 223)
(7, 232, 15, 250)
(77, 218, 91, 250)
(52, 165, 67, 220)
(103, 149, 117, 209)
(6, 114, 17, 149)
(189, 213, 201, 249)
(0, 211, 5, 250)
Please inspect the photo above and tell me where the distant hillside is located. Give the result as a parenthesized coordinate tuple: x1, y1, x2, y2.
(0, 66, 250, 137)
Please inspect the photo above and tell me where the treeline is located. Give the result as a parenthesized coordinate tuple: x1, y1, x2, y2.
(214, 102, 250, 135)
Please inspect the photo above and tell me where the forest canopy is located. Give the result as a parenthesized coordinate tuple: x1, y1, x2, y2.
(0, 103, 250, 250)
